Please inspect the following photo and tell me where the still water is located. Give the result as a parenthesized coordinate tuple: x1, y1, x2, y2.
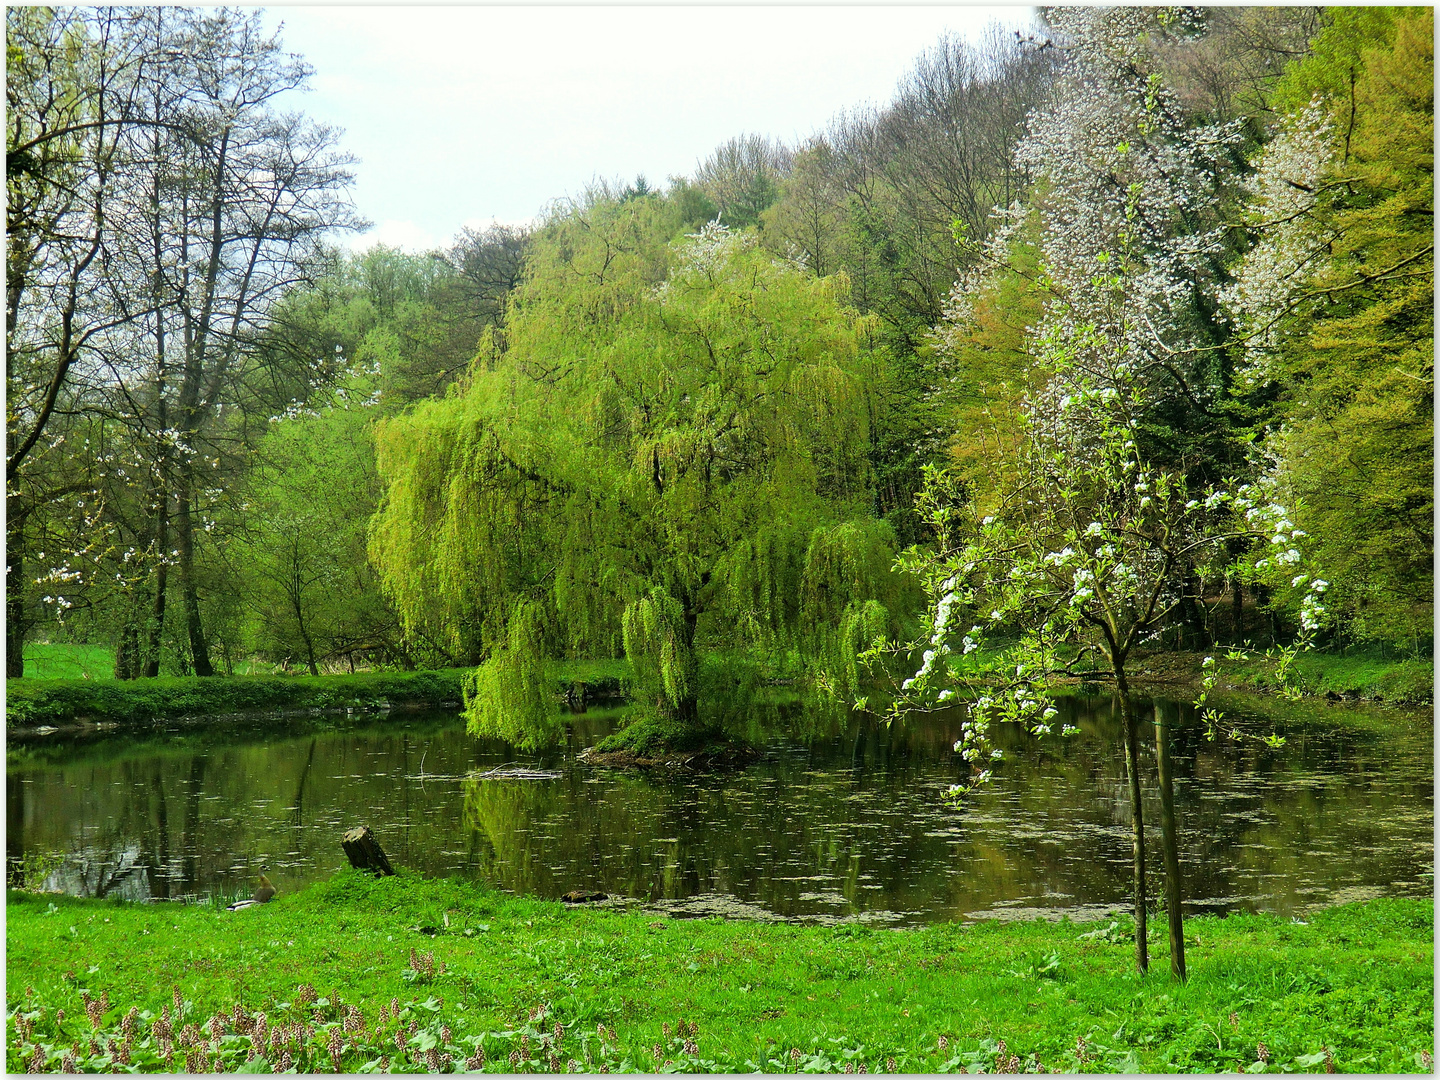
(6, 694, 1432, 925)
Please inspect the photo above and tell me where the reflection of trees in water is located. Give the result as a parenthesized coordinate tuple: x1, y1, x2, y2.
(9, 726, 481, 899)
(7, 700, 1431, 917)
(1002, 695, 1431, 915)
(1154, 701, 1186, 980)
(458, 732, 1151, 918)
(7, 773, 25, 887)
(149, 770, 169, 899)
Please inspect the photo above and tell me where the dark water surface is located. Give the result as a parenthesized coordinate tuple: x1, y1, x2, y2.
(6, 694, 1432, 924)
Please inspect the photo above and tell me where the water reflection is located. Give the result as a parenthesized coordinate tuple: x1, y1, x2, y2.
(1154, 702, 1185, 979)
(6, 694, 1432, 924)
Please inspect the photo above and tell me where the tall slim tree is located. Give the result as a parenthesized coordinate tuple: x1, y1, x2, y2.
(7, 7, 363, 677)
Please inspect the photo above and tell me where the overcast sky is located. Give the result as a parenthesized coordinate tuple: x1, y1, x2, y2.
(263, 5, 1039, 253)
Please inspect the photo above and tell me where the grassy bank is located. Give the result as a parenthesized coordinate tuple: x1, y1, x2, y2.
(6, 874, 1431, 1074)
(5, 660, 630, 733)
(1222, 649, 1433, 705)
(947, 643, 1433, 706)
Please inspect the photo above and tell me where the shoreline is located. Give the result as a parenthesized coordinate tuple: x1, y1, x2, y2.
(7, 646, 1429, 743)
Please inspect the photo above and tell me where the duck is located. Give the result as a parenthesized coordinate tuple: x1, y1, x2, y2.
(225, 872, 276, 911)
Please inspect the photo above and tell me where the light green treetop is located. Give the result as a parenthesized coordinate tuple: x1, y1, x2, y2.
(371, 198, 919, 746)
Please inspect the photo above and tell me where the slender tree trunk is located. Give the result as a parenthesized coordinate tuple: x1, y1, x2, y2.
(1154, 701, 1187, 982)
(1181, 563, 1209, 650)
(143, 558, 168, 676)
(294, 600, 319, 677)
(1231, 573, 1244, 644)
(1116, 670, 1148, 974)
(142, 535, 168, 678)
(171, 127, 231, 681)
(7, 531, 25, 678)
(114, 613, 140, 680)
(7, 400, 28, 677)
(176, 485, 213, 676)
(144, 259, 170, 679)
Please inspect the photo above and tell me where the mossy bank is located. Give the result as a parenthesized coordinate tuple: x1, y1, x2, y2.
(6, 873, 1431, 1073)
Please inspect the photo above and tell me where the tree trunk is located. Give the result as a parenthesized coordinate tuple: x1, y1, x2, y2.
(672, 600, 702, 730)
(5, 414, 23, 678)
(142, 543, 168, 678)
(7, 536, 25, 678)
(1154, 701, 1187, 982)
(290, 582, 319, 676)
(1231, 573, 1244, 644)
(342, 825, 395, 876)
(1181, 563, 1209, 650)
(1116, 673, 1148, 974)
(176, 484, 214, 677)
(114, 614, 140, 680)
(675, 692, 700, 728)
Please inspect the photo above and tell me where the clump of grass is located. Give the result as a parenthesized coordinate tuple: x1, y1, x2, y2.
(591, 711, 718, 757)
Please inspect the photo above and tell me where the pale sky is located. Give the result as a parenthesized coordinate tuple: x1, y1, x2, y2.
(263, 5, 1039, 253)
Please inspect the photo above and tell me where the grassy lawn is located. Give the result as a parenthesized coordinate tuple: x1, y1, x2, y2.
(20, 643, 116, 681)
(6, 874, 1432, 1073)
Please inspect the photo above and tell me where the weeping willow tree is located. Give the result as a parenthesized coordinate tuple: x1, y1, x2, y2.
(371, 197, 920, 747)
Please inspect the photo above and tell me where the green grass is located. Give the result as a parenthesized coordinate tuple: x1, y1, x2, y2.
(1226, 648, 1433, 705)
(943, 640, 1434, 706)
(20, 643, 116, 681)
(5, 874, 1431, 1074)
(551, 657, 631, 687)
(591, 712, 718, 756)
(6, 661, 635, 732)
(5, 668, 472, 731)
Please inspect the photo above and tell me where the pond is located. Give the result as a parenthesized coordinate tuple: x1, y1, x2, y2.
(6, 693, 1432, 925)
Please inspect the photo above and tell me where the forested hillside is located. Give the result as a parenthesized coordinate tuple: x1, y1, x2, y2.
(8, 6, 1431, 725)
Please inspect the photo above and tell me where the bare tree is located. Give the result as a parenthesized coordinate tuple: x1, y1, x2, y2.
(1156, 7, 1324, 125)
(694, 133, 794, 229)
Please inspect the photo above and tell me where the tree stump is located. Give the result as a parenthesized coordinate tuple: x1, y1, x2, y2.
(342, 825, 394, 876)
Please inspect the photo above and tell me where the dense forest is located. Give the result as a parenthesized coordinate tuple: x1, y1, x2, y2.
(7, 7, 1432, 735)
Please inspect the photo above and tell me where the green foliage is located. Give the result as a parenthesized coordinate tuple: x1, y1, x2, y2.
(1240, 9, 1434, 648)
(372, 197, 917, 747)
(1269, 7, 1416, 117)
(6, 880, 1432, 1074)
(464, 600, 559, 750)
(801, 520, 915, 701)
(233, 395, 393, 674)
(4, 669, 470, 730)
(621, 589, 695, 719)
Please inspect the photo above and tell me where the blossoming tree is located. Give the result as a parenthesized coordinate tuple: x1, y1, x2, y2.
(876, 8, 1329, 978)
